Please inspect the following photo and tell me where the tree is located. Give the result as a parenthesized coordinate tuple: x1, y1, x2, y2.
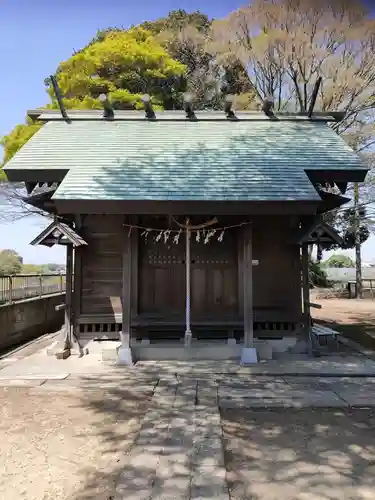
(309, 260, 330, 287)
(211, 0, 375, 296)
(323, 254, 355, 268)
(144, 10, 255, 109)
(0, 249, 23, 276)
(210, 0, 375, 147)
(1, 27, 186, 175)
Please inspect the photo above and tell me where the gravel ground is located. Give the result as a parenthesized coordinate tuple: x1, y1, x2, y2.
(0, 386, 150, 500)
(222, 407, 375, 500)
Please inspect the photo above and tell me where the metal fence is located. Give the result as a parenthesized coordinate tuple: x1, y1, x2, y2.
(0, 274, 66, 305)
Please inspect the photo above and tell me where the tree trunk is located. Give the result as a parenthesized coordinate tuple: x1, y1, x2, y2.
(353, 182, 363, 299)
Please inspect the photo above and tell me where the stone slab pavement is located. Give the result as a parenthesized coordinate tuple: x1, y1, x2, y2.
(3, 346, 375, 379)
(2, 340, 375, 407)
(136, 357, 375, 377)
(114, 378, 229, 500)
(3, 338, 375, 499)
(112, 374, 375, 500)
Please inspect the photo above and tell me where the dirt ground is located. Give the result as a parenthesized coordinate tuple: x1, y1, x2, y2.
(312, 295, 375, 346)
(0, 386, 150, 500)
(312, 295, 374, 326)
(222, 407, 375, 500)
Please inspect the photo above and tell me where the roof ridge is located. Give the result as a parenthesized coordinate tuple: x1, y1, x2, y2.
(27, 109, 344, 123)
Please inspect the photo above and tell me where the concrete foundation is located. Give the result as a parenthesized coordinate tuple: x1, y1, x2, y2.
(132, 342, 242, 361)
(95, 337, 299, 363)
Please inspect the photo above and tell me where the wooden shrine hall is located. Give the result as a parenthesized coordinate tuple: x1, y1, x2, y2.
(3, 93, 369, 364)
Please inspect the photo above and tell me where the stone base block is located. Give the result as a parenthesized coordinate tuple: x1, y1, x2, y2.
(55, 348, 71, 360)
(117, 345, 133, 365)
(45, 341, 62, 357)
(290, 338, 308, 354)
(100, 341, 122, 362)
(240, 347, 258, 364)
(255, 340, 273, 360)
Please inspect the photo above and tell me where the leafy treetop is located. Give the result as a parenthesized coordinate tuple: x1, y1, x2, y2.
(322, 254, 355, 268)
(0, 249, 23, 276)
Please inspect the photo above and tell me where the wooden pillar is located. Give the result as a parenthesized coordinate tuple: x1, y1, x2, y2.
(73, 214, 84, 338)
(301, 242, 312, 355)
(184, 223, 192, 346)
(130, 217, 139, 317)
(243, 225, 253, 347)
(119, 219, 133, 364)
(64, 244, 74, 350)
(237, 229, 244, 314)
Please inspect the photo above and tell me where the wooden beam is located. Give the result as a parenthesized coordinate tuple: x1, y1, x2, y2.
(243, 225, 253, 347)
(53, 199, 321, 216)
(304, 300, 322, 309)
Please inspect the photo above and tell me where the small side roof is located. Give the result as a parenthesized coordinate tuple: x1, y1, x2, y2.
(296, 218, 343, 246)
(30, 219, 87, 247)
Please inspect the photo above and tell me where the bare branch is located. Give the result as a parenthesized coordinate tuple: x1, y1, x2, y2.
(0, 183, 52, 222)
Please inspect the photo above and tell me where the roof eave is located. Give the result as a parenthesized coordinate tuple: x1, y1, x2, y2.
(3, 168, 68, 183)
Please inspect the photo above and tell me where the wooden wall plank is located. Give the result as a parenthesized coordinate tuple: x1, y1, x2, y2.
(80, 215, 123, 316)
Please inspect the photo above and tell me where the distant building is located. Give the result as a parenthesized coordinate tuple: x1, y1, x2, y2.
(326, 267, 375, 282)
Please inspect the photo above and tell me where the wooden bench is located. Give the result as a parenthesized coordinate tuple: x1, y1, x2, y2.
(312, 324, 340, 348)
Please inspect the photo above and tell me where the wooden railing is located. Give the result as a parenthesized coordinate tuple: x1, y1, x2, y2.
(0, 274, 66, 305)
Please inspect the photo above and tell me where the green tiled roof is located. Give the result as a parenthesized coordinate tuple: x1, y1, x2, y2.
(4, 117, 366, 202)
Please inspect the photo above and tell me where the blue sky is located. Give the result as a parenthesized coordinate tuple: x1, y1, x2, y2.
(0, 0, 374, 264)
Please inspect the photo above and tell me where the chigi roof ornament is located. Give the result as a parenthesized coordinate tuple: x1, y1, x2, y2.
(49, 75, 70, 123)
(183, 93, 196, 120)
(224, 94, 236, 119)
(99, 94, 114, 120)
(141, 94, 156, 120)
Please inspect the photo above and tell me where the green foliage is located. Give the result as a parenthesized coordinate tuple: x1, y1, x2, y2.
(40, 263, 65, 273)
(322, 254, 355, 268)
(21, 263, 65, 274)
(50, 28, 186, 106)
(0, 249, 23, 276)
(140, 9, 211, 36)
(309, 260, 330, 287)
(21, 264, 43, 274)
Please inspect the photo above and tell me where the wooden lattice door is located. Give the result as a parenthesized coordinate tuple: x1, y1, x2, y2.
(190, 231, 238, 320)
(139, 232, 185, 318)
